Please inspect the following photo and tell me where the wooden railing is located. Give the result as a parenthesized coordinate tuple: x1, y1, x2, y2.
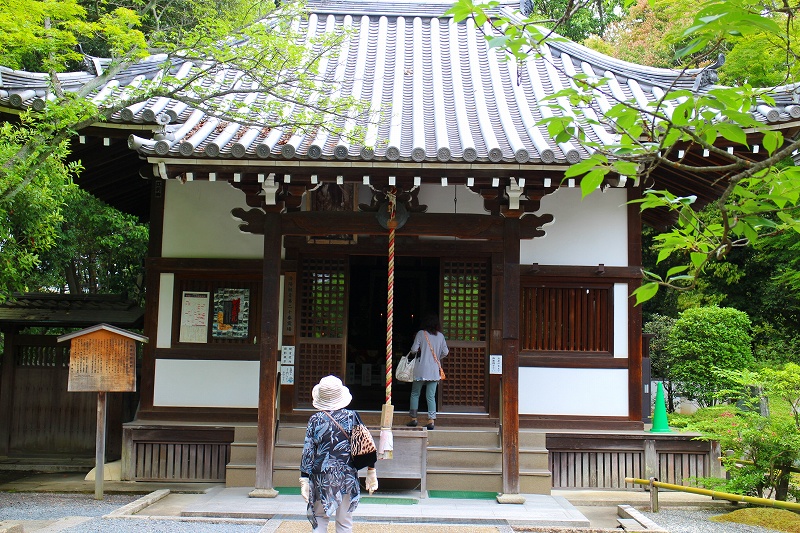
(547, 432, 720, 489)
(122, 426, 234, 482)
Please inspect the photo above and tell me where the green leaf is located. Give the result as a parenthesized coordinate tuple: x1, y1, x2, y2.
(666, 265, 690, 278)
(691, 252, 707, 269)
(580, 169, 606, 197)
(714, 123, 747, 146)
(633, 283, 659, 305)
(762, 131, 781, 155)
(564, 156, 604, 178)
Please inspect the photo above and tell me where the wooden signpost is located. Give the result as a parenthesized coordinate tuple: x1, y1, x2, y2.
(58, 324, 147, 500)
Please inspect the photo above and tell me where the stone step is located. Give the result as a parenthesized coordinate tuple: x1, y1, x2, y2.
(230, 442, 304, 465)
(425, 428, 498, 447)
(427, 468, 552, 493)
(519, 430, 547, 448)
(427, 447, 501, 470)
(233, 424, 308, 445)
(521, 470, 553, 494)
(233, 425, 258, 443)
(228, 463, 551, 494)
(427, 446, 549, 471)
(226, 424, 552, 494)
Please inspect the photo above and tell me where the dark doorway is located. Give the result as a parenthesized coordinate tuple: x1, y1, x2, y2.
(346, 256, 439, 411)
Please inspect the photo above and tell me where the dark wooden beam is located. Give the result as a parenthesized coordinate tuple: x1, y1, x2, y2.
(627, 188, 644, 426)
(254, 210, 282, 494)
(501, 214, 521, 495)
(139, 179, 166, 413)
(232, 209, 553, 240)
(0, 326, 18, 454)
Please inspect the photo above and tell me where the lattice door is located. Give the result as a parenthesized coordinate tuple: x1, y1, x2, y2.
(295, 257, 348, 406)
(440, 259, 489, 412)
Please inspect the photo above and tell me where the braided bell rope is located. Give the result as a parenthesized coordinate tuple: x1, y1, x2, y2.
(385, 188, 398, 405)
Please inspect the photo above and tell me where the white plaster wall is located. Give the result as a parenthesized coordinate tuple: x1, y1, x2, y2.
(521, 188, 628, 266)
(156, 273, 174, 348)
(417, 184, 486, 214)
(154, 359, 259, 408)
(613, 283, 629, 358)
(519, 367, 629, 416)
(162, 180, 264, 258)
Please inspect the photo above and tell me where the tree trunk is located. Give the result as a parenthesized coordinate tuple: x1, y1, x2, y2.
(65, 261, 79, 294)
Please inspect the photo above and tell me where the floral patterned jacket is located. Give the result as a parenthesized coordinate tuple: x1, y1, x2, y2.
(300, 408, 370, 528)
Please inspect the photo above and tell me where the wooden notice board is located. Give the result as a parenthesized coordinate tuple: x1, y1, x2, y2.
(67, 329, 137, 392)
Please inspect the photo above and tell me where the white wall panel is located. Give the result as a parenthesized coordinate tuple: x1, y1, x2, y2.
(418, 185, 486, 214)
(163, 181, 264, 258)
(156, 273, 174, 348)
(521, 188, 628, 266)
(614, 283, 629, 358)
(519, 367, 629, 416)
(154, 359, 259, 408)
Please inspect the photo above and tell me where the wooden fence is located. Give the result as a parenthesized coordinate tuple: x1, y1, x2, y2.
(547, 432, 720, 489)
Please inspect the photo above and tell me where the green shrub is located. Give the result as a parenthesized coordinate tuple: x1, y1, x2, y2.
(682, 364, 800, 501)
(667, 306, 754, 407)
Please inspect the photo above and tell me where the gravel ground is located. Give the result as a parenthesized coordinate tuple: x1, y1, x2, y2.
(53, 517, 266, 532)
(642, 508, 777, 533)
(0, 491, 786, 533)
(0, 492, 139, 520)
(0, 492, 265, 532)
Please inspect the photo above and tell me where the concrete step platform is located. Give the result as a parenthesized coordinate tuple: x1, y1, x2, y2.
(176, 487, 591, 528)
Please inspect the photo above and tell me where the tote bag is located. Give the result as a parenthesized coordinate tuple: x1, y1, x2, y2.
(395, 352, 416, 382)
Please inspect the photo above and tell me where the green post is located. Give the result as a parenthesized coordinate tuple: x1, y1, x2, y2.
(650, 382, 671, 433)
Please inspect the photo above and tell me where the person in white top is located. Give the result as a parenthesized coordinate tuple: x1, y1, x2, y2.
(405, 313, 449, 430)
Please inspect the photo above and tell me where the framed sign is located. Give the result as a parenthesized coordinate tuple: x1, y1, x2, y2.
(180, 291, 210, 343)
(67, 332, 137, 392)
(212, 288, 250, 339)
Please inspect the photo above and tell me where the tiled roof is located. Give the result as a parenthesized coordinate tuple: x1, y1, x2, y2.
(1, 0, 799, 167)
(0, 294, 145, 328)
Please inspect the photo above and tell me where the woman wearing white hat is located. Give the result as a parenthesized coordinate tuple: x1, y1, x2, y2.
(300, 375, 378, 532)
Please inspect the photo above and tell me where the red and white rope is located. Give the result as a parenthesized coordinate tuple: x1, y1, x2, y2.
(385, 188, 397, 405)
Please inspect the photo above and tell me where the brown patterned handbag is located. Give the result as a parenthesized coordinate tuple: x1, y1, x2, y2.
(323, 411, 377, 470)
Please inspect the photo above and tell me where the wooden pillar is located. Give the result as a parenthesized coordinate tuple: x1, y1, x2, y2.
(627, 188, 643, 423)
(501, 215, 521, 496)
(140, 178, 166, 412)
(643, 439, 658, 483)
(251, 209, 282, 497)
(0, 326, 18, 454)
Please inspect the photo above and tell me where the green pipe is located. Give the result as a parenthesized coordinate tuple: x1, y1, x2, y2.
(625, 477, 800, 512)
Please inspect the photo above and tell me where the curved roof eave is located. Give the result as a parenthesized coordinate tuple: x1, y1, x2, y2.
(0, 0, 797, 169)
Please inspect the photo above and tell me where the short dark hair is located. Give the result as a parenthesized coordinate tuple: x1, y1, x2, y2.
(421, 313, 441, 334)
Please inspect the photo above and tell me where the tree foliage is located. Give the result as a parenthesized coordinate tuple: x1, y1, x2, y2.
(584, 0, 696, 67)
(449, 0, 800, 305)
(584, 0, 800, 86)
(672, 363, 800, 501)
(643, 314, 678, 410)
(0, 0, 366, 301)
(666, 306, 754, 406)
(29, 188, 148, 303)
(529, 0, 626, 42)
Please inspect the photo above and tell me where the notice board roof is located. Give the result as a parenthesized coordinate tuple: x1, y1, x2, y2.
(57, 323, 148, 343)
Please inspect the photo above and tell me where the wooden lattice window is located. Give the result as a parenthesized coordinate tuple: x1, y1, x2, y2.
(298, 258, 347, 339)
(296, 342, 345, 404)
(16, 344, 68, 367)
(521, 284, 612, 353)
(442, 260, 488, 342)
(441, 344, 486, 409)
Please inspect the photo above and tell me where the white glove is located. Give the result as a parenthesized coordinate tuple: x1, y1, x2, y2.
(365, 468, 378, 494)
(299, 477, 310, 502)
